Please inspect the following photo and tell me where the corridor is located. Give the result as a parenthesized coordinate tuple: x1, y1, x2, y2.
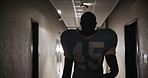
(0, 0, 148, 78)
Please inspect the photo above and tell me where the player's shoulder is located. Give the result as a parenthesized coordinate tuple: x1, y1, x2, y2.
(100, 28, 116, 35)
(61, 29, 76, 37)
(61, 29, 76, 34)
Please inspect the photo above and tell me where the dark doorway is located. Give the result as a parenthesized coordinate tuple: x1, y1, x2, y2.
(31, 19, 39, 78)
(124, 20, 138, 78)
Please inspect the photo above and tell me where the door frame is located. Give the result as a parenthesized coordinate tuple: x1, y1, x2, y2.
(31, 18, 39, 78)
(124, 18, 140, 78)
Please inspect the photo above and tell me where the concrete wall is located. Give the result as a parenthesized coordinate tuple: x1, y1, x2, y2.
(107, 0, 148, 78)
(0, 0, 66, 78)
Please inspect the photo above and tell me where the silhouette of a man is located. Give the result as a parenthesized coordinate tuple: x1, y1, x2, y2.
(61, 12, 118, 78)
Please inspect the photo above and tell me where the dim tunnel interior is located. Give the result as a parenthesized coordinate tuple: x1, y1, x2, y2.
(0, 0, 148, 78)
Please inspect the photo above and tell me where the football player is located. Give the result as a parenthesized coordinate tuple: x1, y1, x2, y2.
(61, 12, 119, 78)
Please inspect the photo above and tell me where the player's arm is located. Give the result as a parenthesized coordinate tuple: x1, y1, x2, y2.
(62, 57, 73, 78)
(61, 44, 74, 78)
(104, 54, 119, 78)
(61, 31, 74, 78)
(104, 30, 119, 78)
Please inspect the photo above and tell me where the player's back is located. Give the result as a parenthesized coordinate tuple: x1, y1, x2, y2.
(61, 28, 117, 78)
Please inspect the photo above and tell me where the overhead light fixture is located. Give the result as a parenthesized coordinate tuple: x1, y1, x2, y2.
(80, 3, 88, 8)
(77, 13, 83, 15)
(77, 13, 83, 17)
(77, 15, 82, 17)
(57, 10, 62, 14)
(75, 6, 81, 8)
(77, 9, 84, 11)
(83, 3, 94, 5)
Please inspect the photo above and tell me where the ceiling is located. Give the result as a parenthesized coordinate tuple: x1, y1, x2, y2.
(50, 0, 119, 29)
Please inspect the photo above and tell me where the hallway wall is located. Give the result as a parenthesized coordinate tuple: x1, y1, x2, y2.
(107, 0, 148, 78)
(0, 0, 66, 78)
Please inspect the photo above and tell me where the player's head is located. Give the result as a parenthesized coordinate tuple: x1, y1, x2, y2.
(80, 12, 97, 31)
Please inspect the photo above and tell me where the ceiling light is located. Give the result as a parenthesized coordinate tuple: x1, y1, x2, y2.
(77, 9, 84, 11)
(83, 3, 94, 5)
(77, 13, 83, 17)
(77, 13, 83, 15)
(57, 10, 62, 14)
(75, 6, 81, 8)
(80, 3, 88, 8)
(78, 15, 82, 17)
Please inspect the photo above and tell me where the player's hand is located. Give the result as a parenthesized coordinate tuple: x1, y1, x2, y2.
(103, 73, 114, 78)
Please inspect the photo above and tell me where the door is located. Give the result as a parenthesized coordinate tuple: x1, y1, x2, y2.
(31, 19, 39, 78)
(124, 20, 138, 78)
